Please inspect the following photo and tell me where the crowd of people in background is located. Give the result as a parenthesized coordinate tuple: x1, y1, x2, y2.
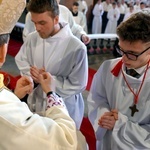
(92, 0, 149, 34)
(69, 0, 149, 35)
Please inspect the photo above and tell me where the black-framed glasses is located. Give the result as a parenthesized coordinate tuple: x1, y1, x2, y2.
(116, 46, 150, 61)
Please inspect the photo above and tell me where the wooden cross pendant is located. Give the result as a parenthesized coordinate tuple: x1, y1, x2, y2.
(129, 104, 139, 117)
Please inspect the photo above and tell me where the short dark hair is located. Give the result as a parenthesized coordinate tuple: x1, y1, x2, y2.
(0, 34, 9, 46)
(27, 0, 59, 18)
(117, 11, 150, 43)
(73, 2, 79, 6)
(140, 2, 146, 5)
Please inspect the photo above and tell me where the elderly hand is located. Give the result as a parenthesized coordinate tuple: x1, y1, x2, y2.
(14, 76, 33, 99)
(38, 72, 55, 94)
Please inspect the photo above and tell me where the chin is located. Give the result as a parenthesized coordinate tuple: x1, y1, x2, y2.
(0, 63, 4, 69)
(38, 33, 48, 39)
(41, 35, 50, 39)
(124, 63, 131, 68)
(39, 35, 46, 39)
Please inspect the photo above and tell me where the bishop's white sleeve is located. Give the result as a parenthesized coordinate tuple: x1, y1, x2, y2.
(0, 89, 77, 150)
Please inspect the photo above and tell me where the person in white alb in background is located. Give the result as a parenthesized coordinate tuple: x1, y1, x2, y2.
(117, 1, 125, 26)
(105, 2, 120, 34)
(92, 0, 103, 34)
(101, 0, 112, 33)
(77, 0, 88, 15)
(71, 1, 88, 33)
(140, 1, 147, 10)
(123, 5, 135, 21)
(134, 0, 141, 12)
(121, 0, 128, 13)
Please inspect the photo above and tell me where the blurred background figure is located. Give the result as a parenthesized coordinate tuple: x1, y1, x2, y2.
(77, 0, 88, 15)
(117, 1, 125, 26)
(121, 0, 128, 13)
(71, 2, 88, 33)
(92, 0, 103, 34)
(140, 1, 146, 10)
(101, 0, 112, 33)
(105, 2, 120, 34)
(134, 0, 141, 12)
(123, 5, 135, 21)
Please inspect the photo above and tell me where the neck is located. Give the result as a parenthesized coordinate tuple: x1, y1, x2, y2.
(51, 23, 62, 36)
(135, 59, 150, 69)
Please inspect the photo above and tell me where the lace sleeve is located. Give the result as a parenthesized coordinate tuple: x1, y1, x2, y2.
(46, 92, 65, 109)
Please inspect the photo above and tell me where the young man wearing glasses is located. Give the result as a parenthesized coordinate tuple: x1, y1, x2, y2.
(88, 9, 150, 150)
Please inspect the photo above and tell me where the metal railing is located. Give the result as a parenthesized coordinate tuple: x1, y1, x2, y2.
(86, 33, 119, 55)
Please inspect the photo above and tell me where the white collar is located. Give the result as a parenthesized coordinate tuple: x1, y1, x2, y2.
(135, 65, 147, 75)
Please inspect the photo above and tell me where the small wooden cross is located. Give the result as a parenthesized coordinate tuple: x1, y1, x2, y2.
(129, 104, 139, 117)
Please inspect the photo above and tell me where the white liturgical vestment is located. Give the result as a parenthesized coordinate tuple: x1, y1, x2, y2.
(0, 88, 77, 150)
(15, 22, 88, 129)
(72, 11, 87, 33)
(105, 8, 120, 34)
(88, 58, 150, 150)
(92, 3, 103, 34)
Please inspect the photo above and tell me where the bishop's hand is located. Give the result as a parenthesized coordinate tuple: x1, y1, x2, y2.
(14, 76, 33, 99)
(38, 72, 54, 94)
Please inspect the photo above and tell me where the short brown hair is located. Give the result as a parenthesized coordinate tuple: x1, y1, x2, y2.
(117, 10, 150, 43)
(27, 0, 59, 18)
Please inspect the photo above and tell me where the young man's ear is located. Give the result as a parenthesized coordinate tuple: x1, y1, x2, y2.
(54, 15, 59, 25)
(0, 44, 8, 67)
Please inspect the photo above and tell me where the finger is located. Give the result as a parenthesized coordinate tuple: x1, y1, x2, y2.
(23, 78, 32, 85)
(100, 119, 115, 130)
(30, 69, 39, 77)
(111, 109, 118, 113)
(42, 73, 48, 79)
(111, 109, 118, 120)
(30, 66, 37, 70)
(102, 114, 113, 120)
(23, 85, 33, 93)
(101, 124, 112, 130)
(30, 67, 39, 75)
(42, 72, 52, 80)
(39, 67, 45, 73)
(113, 113, 118, 120)
(100, 120, 113, 130)
(104, 111, 113, 116)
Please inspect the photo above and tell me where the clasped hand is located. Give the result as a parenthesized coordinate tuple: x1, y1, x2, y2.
(30, 66, 45, 83)
(98, 109, 118, 130)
